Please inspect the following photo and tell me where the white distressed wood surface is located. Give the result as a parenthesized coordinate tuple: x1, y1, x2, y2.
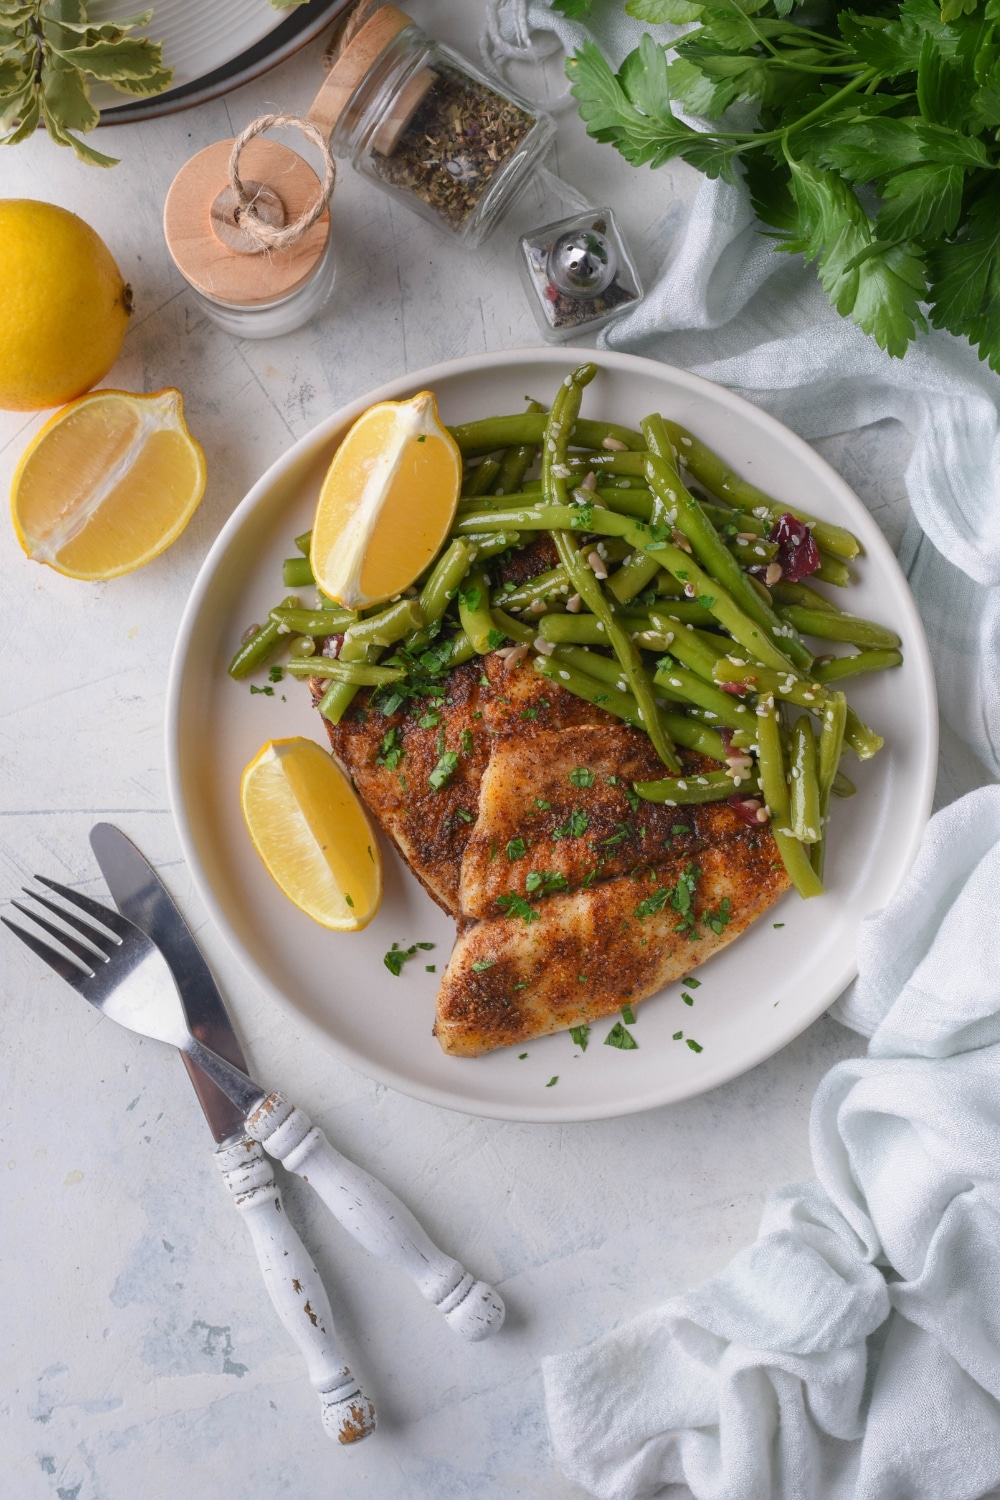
(247, 1092, 505, 1339)
(0, 3, 995, 1498)
(215, 1136, 376, 1443)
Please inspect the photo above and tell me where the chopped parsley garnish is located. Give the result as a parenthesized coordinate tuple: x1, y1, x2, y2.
(571, 501, 594, 528)
(268, 665, 284, 682)
(605, 1022, 638, 1050)
(773, 922, 785, 929)
(506, 836, 527, 860)
(546, 1076, 559, 1087)
(383, 940, 434, 976)
(535, 798, 551, 810)
(634, 863, 701, 935)
(519, 1052, 528, 1059)
(471, 959, 495, 972)
(453, 807, 474, 824)
(525, 870, 569, 895)
(697, 594, 716, 610)
(249, 684, 274, 695)
(487, 628, 507, 650)
(345, 894, 354, 908)
(569, 1024, 590, 1051)
(457, 585, 481, 611)
(568, 766, 595, 788)
(634, 887, 670, 919)
(622, 1004, 636, 1025)
(703, 897, 731, 936)
(624, 786, 641, 812)
(686, 1038, 703, 1053)
(514, 981, 528, 990)
(429, 750, 459, 790)
(682, 975, 701, 988)
(425, 965, 436, 972)
(673, 1030, 683, 1041)
(682, 992, 694, 1007)
(496, 892, 539, 925)
(460, 727, 474, 755)
(593, 693, 610, 703)
(600, 821, 634, 849)
(672, 863, 702, 938)
(553, 808, 589, 840)
(376, 728, 404, 770)
(418, 708, 441, 729)
(520, 707, 539, 720)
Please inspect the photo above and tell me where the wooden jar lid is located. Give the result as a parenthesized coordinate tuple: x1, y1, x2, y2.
(308, 4, 428, 149)
(163, 139, 331, 307)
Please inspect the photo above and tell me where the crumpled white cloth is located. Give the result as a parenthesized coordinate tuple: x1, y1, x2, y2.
(543, 785, 1000, 1500)
(481, 0, 1000, 777)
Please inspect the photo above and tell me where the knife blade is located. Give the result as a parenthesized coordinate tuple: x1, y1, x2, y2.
(88, 821, 377, 1443)
(89, 821, 247, 1145)
(88, 822, 504, 1344)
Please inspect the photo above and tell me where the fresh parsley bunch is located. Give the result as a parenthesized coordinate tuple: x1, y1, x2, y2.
(564, 0, 1000, 369)
(0, 1, 173, 165)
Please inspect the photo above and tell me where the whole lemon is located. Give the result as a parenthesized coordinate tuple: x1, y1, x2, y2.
(0, 200, 133, 412)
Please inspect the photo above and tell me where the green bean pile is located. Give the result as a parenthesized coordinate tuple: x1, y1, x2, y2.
(229, 363, 902, 899)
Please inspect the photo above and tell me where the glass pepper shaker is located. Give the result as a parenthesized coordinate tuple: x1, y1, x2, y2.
(162, 116, 337, 339)
(517, 207, 643, 344)
(308, 4, 555, 248)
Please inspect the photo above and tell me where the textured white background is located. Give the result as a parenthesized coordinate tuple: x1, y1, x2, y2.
(0, 4, 993, 1497)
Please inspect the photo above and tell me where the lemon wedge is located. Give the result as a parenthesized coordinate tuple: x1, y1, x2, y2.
(11, 387, 206, 580)
(310, 390, 461, 609)
(241, 738, 382, 931)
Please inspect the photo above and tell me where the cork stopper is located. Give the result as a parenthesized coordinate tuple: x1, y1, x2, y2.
(163, 139, 331, 308)
(307, 4, 433, 152)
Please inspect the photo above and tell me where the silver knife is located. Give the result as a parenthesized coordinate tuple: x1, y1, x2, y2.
(89, 822, 378, 1445)
(90, 826, 505, 1333)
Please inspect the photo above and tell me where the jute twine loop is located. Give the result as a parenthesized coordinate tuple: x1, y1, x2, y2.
(323, 0, 384, 69)
(227, 114, 336, 251)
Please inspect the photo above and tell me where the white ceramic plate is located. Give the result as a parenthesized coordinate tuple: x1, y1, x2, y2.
(166, 348, 937, 1123)
(89, 1, 347, 119)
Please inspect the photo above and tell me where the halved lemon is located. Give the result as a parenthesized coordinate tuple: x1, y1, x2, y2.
(11, 387, 206, 580)
(241, 737, 382, 931)
(310, 390, 461, 609)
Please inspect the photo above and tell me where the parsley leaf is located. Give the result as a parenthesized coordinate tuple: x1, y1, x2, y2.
(568, 766, 595, 787)
(605, 1021, 639, 1050)
(506, 836, 527, 860)
(553, 808, 589, 839)
(376, 728, 404, 770)
(497, 892, 540, 924)
(569, 1024, 590, 1050)
(429, 751, 459, 790)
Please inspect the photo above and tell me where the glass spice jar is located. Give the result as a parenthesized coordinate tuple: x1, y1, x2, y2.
(309, 5, 555, 247)
(518, 207, 643, 344)
(162, 123, 337, 340)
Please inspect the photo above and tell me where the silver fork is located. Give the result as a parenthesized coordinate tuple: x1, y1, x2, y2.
(4, 878, 505, 1340)
(4, 876, 264, 1112)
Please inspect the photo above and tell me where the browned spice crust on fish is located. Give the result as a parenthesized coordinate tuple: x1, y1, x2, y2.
(312, 652, 788, 1055)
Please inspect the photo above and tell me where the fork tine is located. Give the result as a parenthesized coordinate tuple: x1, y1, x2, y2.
(1, 915, 90, 989)
(11, 899, 105, 970)
(23, 888, 120, 957)
(33, 874, 133, 939)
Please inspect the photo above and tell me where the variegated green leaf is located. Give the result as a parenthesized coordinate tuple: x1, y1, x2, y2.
(41, 54, 98, 131)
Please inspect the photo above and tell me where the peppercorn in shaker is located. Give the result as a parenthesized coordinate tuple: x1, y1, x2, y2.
(518, 208, 643, 343)
(308, 5, 555, 247)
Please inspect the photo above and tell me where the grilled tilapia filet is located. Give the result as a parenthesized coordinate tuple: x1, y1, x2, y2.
(436, 832, 788, 1055)
(313, 652, 617, 915)
(315, 653, 788, 1054)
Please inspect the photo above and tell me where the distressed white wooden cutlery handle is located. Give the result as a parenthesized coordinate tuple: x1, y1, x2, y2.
(246, 1093, 505, 1341)
(215, 1138, 376, 1443)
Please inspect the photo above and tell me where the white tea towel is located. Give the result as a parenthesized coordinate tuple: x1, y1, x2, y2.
(482, 0, 1000, 777)
(543, 785, 1000, 1500)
